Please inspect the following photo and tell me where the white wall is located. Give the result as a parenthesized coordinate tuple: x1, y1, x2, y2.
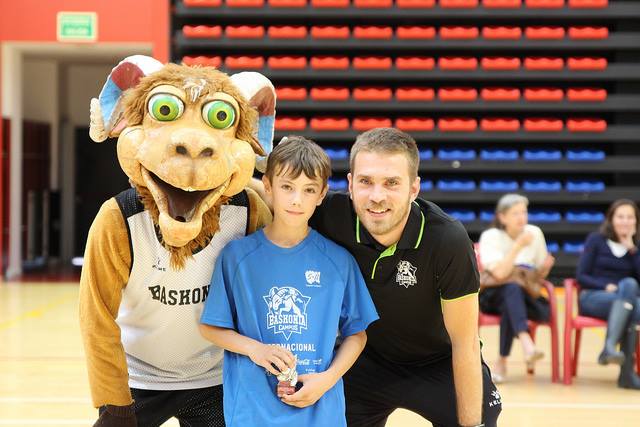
(66, 63, 113, 127)
(23, 58, 58, 123)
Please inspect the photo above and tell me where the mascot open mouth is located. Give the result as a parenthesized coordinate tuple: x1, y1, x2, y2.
(141, 167, 230, 224)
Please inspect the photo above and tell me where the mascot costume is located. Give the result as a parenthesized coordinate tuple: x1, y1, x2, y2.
(79, 55, 274, 427)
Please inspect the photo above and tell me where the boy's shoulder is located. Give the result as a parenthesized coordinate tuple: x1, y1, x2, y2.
(221, 231, 264, 259)
(309, 229, 355, 266)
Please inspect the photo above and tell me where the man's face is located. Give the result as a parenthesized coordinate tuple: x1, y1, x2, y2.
(263, 170, 327, 229)
(348, 150, 420, 244)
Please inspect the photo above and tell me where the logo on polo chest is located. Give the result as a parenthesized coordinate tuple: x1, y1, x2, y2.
(396, 260, 417, 288)
(264, 286, 311, 340)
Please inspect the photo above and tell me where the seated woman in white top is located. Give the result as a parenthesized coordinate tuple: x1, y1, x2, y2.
(478, 193, 555, 383)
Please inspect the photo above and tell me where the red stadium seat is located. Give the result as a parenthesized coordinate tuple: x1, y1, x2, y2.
(275, 87, 307, 101)
(563, 279, 640, 385)
(275, 117, 307, 131)
(353, 87, 393, 101)
(310, 26, 350, 39)
(525, 26, 566, 39)
(397, 0, 436, 6)
(482, 0, 521, 7)
(182, 56, 222, 67)
(481, 57, 521, 70)
(353, 26, 393, 39)
(524, 57, 564, 70)
(267, 56, 307, 69)
(310, 56, 350, 69)
(269, 0, 307, 6)
(482, 26, 522, 40)
(395, 87, 436, 101)
(268, 26, 308, 38)
(481, 118, 520, 132)
(438, 118, 478, 132)
(353, 57, 392, 70)
(397, 57, 436, 70)
(440, 26, 479, 39)
(568, 0, 608, 8)
(227, 0, 264, 6)
(525, 0, 564, 8)
(184, 0, 222, 6)
(566, 88, 607, 102)
(395, 117, 435, 131)
(225, 56, 264, 69)
(310, 87, 350, 101)
(353, 117, 393, 131)
(568, 26, 609, 39)
(354, 0, 393, 7)
(566, 118, 607, 132)
(440, 0, 479, 8)
(439, 57, 478, 70)
(225, 25, 265, 38)
(311, 0, 350, 6)
(438, 87, 478, 102)
(481, 87, 521, 101)
(397, 26, 436, 39)
(568, 57, 608, 70)
(310, 117, 350, 131)
(524, 87, 564, 102)
(182, 25, 222, 38)
(524, 118, 564, 132)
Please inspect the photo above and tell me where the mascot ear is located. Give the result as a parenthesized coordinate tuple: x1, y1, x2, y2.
(89, 55, 164, 142)
(229, 72, 276, 173)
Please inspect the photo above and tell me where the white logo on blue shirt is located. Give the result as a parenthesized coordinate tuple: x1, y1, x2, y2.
(264, 287, 311, 340)
(305, 270, 321, 285)
(396, 260, 417, 288)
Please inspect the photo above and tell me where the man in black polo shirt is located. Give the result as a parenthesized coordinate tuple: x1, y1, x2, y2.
(252, 129, 501, 426)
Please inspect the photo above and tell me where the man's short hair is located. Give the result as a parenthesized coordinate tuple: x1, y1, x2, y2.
(349, 128, 419, 179)
(265, 135, 331, 187)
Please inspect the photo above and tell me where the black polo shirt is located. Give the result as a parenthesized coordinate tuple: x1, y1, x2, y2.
(310, 192, 479, 366)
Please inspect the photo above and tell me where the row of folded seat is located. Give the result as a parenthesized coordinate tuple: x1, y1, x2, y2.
(276, 117, 608, 132)
(182, 24, 610, 40)
(444, 209, 604, 223)
(328, 177, 606, 192)
(275, 86, 607, 102)
(183, 55, 609, 70)
(184, 0, 608, 9)
(325, 148, 606, 161)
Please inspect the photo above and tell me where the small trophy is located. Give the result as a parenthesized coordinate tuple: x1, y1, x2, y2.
(276, 356, 298, 397)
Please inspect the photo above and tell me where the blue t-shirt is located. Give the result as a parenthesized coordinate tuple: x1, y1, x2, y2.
(201, 228, 379, 427)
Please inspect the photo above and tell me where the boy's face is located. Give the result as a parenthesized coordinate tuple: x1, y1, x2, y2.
(263, 169, 327, 228)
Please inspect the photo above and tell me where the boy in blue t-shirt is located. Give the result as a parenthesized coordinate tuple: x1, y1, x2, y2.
(200, 136, 379, 426)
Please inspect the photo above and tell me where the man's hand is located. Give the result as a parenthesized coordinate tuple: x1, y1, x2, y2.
(94, 404, 136, 427)
(280, 372, 335, 408)
(605, 283, 618, 293)
(542, 254, 555, 271)
(248, 342, 296, 375)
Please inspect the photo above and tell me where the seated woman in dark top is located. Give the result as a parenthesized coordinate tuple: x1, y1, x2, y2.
(577, 198, 640, 389)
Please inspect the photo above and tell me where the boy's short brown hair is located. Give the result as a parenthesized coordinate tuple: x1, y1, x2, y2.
(265, 135, 332, 187)
(350, 127, 419, 179)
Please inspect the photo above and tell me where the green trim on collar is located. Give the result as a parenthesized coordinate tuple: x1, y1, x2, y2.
(356, 216, 361, 244)
(414, 209, 425, 249)
(371, 243, 397, 280)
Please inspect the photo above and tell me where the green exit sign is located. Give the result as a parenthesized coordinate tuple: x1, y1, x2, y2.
(57, 12, 97, 42)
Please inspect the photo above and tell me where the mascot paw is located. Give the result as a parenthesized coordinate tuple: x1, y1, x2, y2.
(94, 404, 137, 427)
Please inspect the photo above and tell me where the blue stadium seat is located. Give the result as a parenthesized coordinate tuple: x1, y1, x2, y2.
(566, 180, 605, 192)
(523, 149, 562, 161)
(480, 210, 495, 222)
(547, 241, 560, 253)
(566, 149, 605, 162)
(522, 180, 562, 192)
(325, 148, 349, 159)
(420, 149, 434, 160)
(445, 209, 476, 223)
(563, 241, 585, 254)
(437, 149, 476, 161)
(420, 180, 433, 191)
(565, 210, 605, 223)
(479, 180, 519, 192)
(328, 178, 348, 190)
(437, 179, 476, 192)
(480, 149, 518, 161)
(528, 210, 562, 223)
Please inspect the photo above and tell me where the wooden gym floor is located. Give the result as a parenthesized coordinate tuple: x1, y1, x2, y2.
(1, 283, 638, 426)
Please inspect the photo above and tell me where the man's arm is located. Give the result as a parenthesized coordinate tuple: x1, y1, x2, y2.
(281, 331, 367, 408)
(442, 295, 483, 427)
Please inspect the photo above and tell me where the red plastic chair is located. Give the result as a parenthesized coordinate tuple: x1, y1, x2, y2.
(563, 278, 640, 385)
(475, 244, 560, 382)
